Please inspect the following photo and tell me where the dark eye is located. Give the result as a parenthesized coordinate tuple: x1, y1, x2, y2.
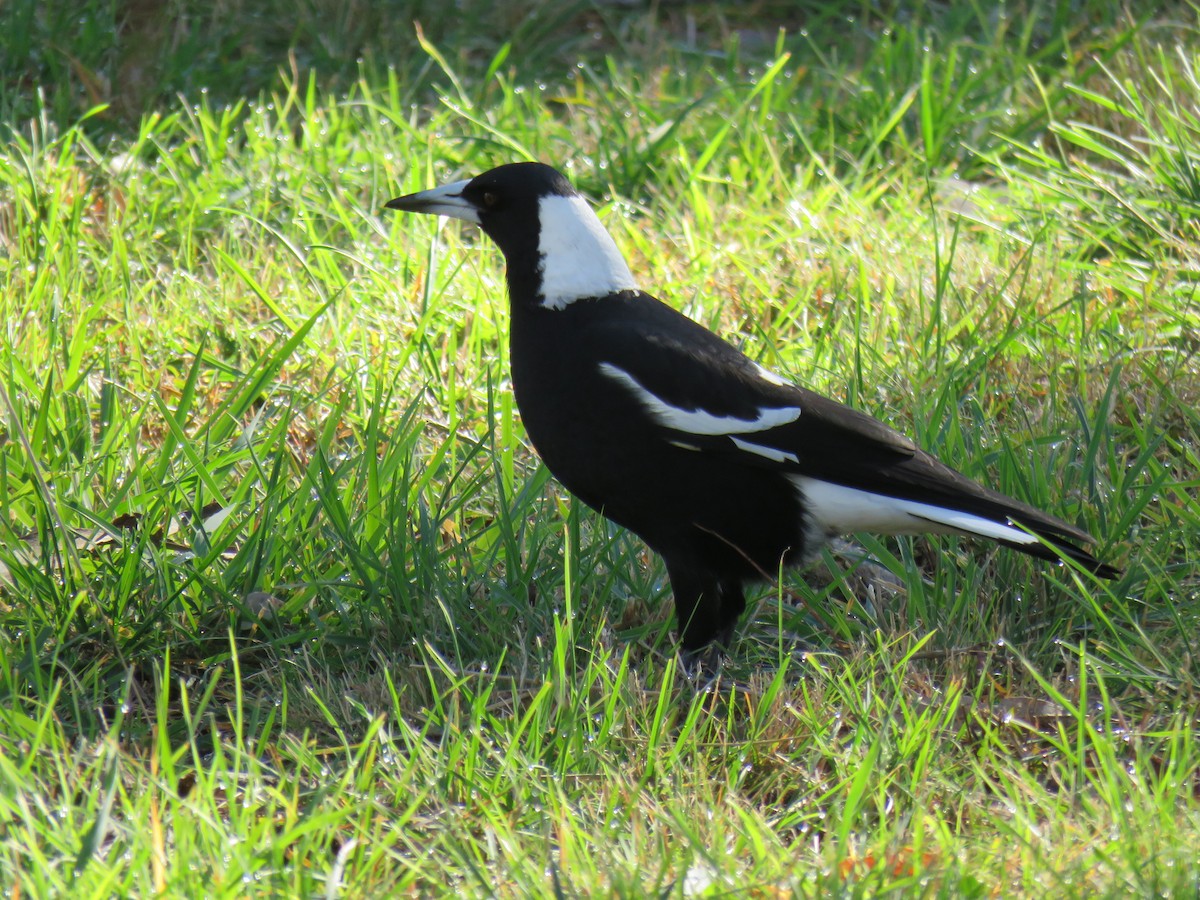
(482, 191, 500, 208)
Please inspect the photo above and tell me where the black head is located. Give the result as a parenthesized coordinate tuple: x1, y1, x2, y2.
(386, 162, 637, 309)
(385, 162, 576, 257)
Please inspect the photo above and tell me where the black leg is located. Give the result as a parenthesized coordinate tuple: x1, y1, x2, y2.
(665, 560, 723, 653)
(667, 565, 748, 676)
(711, 579, 747, 649)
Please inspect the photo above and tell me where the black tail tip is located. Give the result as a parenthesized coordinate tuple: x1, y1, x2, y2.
(1054, 544, 1121, 580)
(1004, 535, 1121, 580)
(1087, 560, 1122, 580)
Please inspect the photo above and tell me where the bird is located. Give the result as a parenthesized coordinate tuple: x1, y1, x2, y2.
(385, 161, 1118, 659)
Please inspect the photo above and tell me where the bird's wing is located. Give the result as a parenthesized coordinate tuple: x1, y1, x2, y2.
(591, 303, 920, 476)
(590, 297, 1099, 548)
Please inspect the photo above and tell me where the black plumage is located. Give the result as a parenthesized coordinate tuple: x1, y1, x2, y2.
(386, 162, 1117, 654)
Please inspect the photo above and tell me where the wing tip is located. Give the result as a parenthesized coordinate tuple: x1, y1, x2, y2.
(1000, 533, 1121, 580)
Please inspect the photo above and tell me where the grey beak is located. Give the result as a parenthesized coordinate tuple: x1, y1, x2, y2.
(384, 178, 480, 224)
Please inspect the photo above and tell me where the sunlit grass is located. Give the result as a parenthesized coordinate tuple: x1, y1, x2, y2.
(1, 2, 1198, 896)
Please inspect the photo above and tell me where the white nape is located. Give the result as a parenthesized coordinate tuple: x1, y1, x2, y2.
(536, 195, 638, 309)
(600, 363, 802, 435)
(794, 476, 1038, 543)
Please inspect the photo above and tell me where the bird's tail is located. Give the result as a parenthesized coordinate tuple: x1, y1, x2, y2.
(904, 502, 1119, 579)
(796, 477, 1119, 578)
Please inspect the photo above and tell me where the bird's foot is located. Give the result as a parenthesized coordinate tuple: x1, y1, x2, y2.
(678, 642, 724, 679)
(677, 621, 736, 686)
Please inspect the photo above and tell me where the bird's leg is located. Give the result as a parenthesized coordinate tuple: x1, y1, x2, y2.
(669, 567, 747, 676)
(682, 581, 747, 675)
(666, 562, 724, 654)
(712, 579, 747, 648)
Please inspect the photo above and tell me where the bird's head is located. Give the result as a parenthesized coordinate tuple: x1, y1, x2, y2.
(386, 162, 637, 309)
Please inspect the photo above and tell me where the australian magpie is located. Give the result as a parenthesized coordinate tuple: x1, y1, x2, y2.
(386, 162, 1117, 655)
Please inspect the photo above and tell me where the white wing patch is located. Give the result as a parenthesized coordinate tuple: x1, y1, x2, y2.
(730, 437, 799, 464)
(600, 363, 801, 436)
(537, 194, 637, 309)
(753, 362, 790, 388)
(793, 477, 1039, 544)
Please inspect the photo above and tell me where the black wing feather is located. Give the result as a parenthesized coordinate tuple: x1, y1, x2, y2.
(589, 292, 1113, 567)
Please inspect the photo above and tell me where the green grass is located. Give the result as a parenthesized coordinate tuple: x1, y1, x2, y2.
(2, 1, 1199, 895)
